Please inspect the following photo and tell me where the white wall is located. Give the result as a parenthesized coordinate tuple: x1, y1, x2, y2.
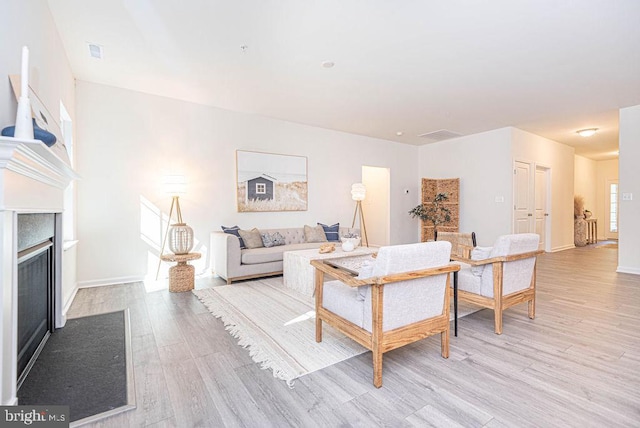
(75, 81, 420, 285)
(418, 128, 513, 246)
(512, 128, 575, 252)
(618, 105, 640, 274)
(595, 159, 618, 240)
(574, 155, 597, 215)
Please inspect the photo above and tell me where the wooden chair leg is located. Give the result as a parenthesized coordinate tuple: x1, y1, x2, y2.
(441, 329, 449, 358)
(373, 350, 383, 388)
(315, 270, 324, 343)
(494, 308, 503, 335)
(528, 297, 535, 320)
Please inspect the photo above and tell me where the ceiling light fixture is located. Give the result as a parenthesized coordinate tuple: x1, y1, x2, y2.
(396, 131, 404, 136)
(577, 128, 598, 137)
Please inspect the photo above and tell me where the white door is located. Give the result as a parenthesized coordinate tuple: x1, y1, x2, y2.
(535, 166, 550, 251)
(514, 161, 533, 233)
(606, 180, 619, 240)
(362, 166, 390, 246)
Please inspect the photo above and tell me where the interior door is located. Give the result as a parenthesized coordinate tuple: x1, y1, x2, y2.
(535, 166, 550, 251)
(606, 179, 619, 240)
(514, 161, 533, 233)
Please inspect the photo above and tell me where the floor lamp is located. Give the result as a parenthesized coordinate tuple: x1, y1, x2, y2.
(351, 183, 369, 247)
(155, 176, 187, 280)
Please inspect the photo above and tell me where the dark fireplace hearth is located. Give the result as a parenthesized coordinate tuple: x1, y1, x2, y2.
(16, 213, 56, 390)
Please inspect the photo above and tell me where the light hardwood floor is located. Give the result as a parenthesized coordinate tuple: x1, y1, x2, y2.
(67, 244, 640, 427)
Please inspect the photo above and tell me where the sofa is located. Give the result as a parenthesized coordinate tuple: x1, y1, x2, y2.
(210, 226, 358, 284)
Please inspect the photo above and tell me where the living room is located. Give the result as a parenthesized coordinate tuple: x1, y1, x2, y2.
(1, 1, 639, 426)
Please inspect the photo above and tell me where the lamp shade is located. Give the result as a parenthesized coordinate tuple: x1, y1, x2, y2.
(351, 183, 366, 201)
(163, 175, 187, 195)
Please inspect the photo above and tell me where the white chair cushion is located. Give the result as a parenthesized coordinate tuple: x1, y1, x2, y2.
(470, 246, 492, 276)
(456, 268, 482, 294)
(363, 242, 451, 332)
(322, 280, 364, 328)
(480, 234, 539, 297)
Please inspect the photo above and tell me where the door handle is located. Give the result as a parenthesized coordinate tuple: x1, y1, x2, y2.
(527, 213, 533, 217)
(544, 213, 549, 216)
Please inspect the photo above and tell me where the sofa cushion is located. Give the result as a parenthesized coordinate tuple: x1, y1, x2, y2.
(238, 228, 264, 249)
(261, 231, 286, 248)
(221, 225, 246, 249)
(304, 225, 327, 243)
(318, 222, 340, 242)
(241, 246, 287, 264)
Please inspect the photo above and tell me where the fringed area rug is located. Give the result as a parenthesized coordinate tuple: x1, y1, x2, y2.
(194, 277, 367, 385)
(194, 277, 480, 385)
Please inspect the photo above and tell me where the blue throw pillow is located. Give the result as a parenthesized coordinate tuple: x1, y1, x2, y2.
(221, 225, 246, 249)
(318, 222, 340, 242)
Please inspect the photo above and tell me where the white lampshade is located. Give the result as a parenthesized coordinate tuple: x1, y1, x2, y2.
(163, 175, 187, 195)
(351, 183, 366, 201)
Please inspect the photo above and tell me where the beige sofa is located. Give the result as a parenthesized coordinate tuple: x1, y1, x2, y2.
(210, 227, 357, 284)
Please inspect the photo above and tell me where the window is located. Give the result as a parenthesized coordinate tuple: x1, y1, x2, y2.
(256, 183, 266, 194)
(610, 183, 618, 233)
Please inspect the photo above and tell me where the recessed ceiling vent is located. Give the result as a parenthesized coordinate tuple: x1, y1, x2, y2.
(87, 43, 103, 60)
(418, 129, 463, 141)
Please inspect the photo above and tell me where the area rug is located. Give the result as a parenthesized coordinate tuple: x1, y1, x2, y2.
(193, 277, 480, 385)
(18, 309, 136, 426)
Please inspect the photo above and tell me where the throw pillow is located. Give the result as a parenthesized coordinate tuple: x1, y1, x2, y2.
(261, 231, 286, 248)
(304, 224, 328, 243)
(471, 246, 492, 276)
(221, 225, 246, 249)
(238, 228, 264, 249)
(318, 222, 340, 242)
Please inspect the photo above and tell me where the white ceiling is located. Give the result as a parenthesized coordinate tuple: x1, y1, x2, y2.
(47, 0, 640, 160)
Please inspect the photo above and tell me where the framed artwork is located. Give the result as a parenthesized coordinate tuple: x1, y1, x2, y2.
(236, 150, 308, 212)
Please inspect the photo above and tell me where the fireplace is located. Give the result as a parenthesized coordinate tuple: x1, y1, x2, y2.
(16, 213, 56, 389)
(1, 135, 78, 405)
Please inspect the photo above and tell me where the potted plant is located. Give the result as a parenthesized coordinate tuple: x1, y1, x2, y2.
(409, 192, 452, 239)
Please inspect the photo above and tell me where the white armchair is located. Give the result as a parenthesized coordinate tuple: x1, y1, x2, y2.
(451, 233, 543, 334)
(311, 242, 459, 388)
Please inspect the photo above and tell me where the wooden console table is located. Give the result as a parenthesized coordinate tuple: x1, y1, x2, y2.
(161, 252, 201, 292)
(586, 218, 598, 244)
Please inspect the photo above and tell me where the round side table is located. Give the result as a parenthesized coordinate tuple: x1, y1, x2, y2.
(161, 252, 201, 292)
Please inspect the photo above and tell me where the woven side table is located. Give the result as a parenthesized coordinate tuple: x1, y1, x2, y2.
(161, 252, 201, 292)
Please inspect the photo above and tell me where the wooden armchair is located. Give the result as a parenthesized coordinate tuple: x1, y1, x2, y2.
(450, 233, 543, 334)
(311, 242, 460, 388)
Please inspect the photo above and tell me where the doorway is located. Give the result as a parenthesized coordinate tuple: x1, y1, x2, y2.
(513, 161, 550, 251)
(605, 179, 619, 240)
(362, 166, 390, 246)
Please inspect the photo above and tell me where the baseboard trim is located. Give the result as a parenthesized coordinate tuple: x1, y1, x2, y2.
(616, 266, 640, 275)
(77, 276, 145, 288)
(550, 244, 575, 252)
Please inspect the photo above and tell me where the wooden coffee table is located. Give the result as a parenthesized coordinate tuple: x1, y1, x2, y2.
(283, 246, 377, 296)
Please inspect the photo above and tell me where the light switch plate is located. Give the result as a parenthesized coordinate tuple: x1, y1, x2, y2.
(622, 193, 633, 201)
(495, 196, 505, 203)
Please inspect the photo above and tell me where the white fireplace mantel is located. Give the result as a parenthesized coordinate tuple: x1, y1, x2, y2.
(1, 135, 78, 405)
(0, 136, 79, 188)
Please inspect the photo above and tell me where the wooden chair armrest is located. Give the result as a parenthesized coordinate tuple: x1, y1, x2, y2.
(310, 260, 460, 287)
(375, 263, 460, 285)
(451, 249, 544, 266)
(310, 259, 376, 287)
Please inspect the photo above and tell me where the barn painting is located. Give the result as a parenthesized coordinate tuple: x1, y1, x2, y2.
(236, 150, 308, 212)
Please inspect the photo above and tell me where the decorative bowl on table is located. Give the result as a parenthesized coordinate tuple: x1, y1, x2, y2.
(340, 236, 361, 250)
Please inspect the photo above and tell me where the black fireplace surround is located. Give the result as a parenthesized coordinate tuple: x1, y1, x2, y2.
(16, 213, 56, 389)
